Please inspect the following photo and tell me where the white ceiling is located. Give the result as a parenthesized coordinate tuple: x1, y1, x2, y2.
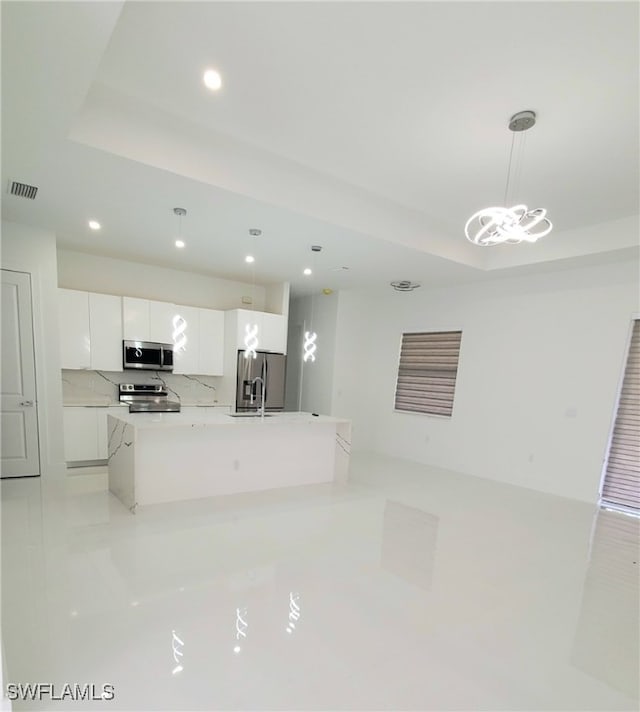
(2, 1, 638, 295)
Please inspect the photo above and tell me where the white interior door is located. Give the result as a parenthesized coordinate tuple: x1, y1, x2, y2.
(1, 269, 40, 477)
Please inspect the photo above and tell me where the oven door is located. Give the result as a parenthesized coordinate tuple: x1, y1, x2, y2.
(123, 341, 163, 370)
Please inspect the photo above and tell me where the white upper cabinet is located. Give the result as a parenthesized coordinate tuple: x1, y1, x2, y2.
(89, 293, 122, 371)
(148, 301, 176, 344)
(122, 297, 150, 341)
(61, 291, 226, 375)
(232, 309, 287, 354)
(59, 289, 123, 371)
(59, 289, 91, 369)
(124, 298, 187, 346)
(173, 306, 224, 376)
(259, 312, 288, 354)
(172, 305, 200, 375)
(198, 308, 225, 376)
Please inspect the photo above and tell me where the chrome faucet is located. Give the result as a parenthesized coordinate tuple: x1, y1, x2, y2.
(251, 376, 266, 419)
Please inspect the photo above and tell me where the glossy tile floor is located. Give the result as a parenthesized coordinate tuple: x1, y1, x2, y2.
(2, 454, 639, 710)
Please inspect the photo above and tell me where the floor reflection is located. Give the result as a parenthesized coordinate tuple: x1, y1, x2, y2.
(572, 507, 640, 698)
(381, 500, 439, 590)
(2, 462, 639, 710)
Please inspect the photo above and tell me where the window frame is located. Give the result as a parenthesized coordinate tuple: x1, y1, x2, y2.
(393, 329, 463, 418)
(598, 314, 640, 513)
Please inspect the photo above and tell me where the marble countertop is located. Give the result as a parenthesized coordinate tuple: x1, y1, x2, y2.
(63, 401, 230, 407)
(108, 411, 349, 429)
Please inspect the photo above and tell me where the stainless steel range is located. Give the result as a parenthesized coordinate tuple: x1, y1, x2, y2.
(119, 383, 181, 413)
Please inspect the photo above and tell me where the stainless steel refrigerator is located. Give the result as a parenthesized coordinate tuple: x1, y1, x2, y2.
(235, 350, 286, 412)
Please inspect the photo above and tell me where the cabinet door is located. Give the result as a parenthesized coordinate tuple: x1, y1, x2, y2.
(122, 297, 150, 341)
(149, 300, 177, 344)
(198, 308, 224, 375)
(235, 309, 257, 351)
(233, 309, 286, 354)
(172, 305, 200, 374)
(89, 293, 123, 371)
(58, 289, 91, 369)
(63, 408, 99, 462)
(260, 312, 287, 354)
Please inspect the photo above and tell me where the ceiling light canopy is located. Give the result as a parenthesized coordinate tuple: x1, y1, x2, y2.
(88, 220, 101, 230)
(465, 110, 552, 247)
(203, 69, 222, 91)
(391, 281, 420, 292)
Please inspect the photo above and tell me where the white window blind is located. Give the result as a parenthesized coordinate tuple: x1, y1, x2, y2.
(601, 319, 640, 511)
(394, 331, 462, 417)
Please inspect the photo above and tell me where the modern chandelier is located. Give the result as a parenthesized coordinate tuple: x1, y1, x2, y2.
(465, 110, 552, 246)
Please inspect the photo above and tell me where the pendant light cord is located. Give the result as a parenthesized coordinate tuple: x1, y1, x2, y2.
(513, 131, 527, 208)
(503, 130, 516, 206)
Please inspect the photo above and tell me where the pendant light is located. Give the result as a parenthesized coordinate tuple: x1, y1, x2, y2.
(244, 229, 260, 359)
(465, 110, 552, 246)
(172, 208, 188, 353)
(303, 246, 320, 363)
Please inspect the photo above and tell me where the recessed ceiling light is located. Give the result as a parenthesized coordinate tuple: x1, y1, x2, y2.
(88, 220, 101, 230)
(245, 255, 255, 263)
(303, 268, 312, 276)
(203, 69, 222, 91)
(175, 240, 185, 249)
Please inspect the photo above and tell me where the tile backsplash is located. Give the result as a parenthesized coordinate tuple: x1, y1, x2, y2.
(62, 369, 223, 405)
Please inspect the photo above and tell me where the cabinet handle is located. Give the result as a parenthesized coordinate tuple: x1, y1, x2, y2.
(20, 400, 34, 407)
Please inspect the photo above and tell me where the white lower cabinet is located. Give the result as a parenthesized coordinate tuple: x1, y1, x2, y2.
(63, 407, 99, 462)
(63, 406, 127, 464)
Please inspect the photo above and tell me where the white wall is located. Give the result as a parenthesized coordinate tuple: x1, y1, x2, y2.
(286, 292, 339, 414)
(331, 259, 639, 503)
(57, 248, 267, 311)
(264, 282, 290, 317)
(1, 221, 65, 479)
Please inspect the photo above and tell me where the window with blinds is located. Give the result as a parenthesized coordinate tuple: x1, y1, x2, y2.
(394, 330, 462, 417)
(601, 319, 640, 512)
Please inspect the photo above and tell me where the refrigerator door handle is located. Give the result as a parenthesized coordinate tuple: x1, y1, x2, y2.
(263, 356, 268, 405)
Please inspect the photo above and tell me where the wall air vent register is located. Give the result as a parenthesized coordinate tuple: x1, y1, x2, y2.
(8, 180, 38, 200)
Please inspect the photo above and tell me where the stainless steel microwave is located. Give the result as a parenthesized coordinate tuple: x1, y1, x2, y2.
(122, 340, 174, 371)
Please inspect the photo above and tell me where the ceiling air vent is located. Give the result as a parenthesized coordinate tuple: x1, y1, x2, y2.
(390, 281, 421, 292)
(8, 180, 38, 200)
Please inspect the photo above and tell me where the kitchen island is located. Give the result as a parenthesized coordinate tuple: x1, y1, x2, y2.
(107, 411, 351, 512)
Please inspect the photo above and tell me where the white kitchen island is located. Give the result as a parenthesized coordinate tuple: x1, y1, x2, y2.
(107, 411, 351, 512)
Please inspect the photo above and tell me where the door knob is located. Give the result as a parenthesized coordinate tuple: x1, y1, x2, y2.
(19, 400, 34, 407)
